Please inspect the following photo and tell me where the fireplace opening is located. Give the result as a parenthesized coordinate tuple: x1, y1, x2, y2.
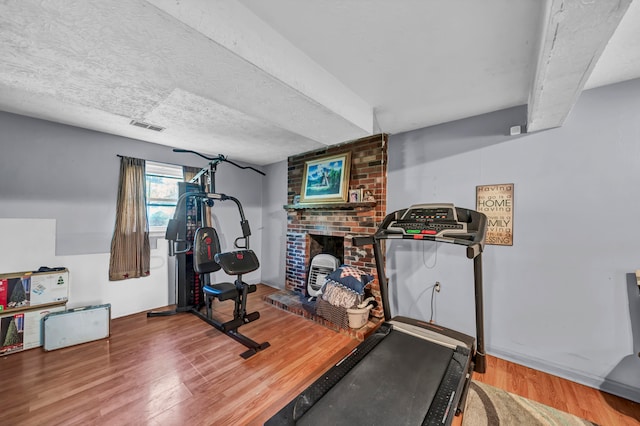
(306, 234, 345, 298)
(309, 234, 344, 265)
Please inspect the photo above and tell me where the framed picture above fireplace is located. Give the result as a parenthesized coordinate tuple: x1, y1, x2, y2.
(300, 152, 351, 203)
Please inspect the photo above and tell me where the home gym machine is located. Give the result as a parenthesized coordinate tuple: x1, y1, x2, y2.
(267, 203, 487, 425)
(147, 149, 269, 359)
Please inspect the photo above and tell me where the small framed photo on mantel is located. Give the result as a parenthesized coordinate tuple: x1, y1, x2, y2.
(348, 189, 362, 203)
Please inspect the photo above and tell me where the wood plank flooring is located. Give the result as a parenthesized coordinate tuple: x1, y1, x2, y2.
(1, 284, 638, 425)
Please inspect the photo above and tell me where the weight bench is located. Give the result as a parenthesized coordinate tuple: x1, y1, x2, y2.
(194, 227, 270, 358)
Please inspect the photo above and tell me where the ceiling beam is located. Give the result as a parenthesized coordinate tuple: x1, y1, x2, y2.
(146, 0, 373, 144)
(527, 0, 632, 133)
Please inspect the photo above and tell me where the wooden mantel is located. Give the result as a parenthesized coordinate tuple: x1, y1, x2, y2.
(283, 201, 376, 211)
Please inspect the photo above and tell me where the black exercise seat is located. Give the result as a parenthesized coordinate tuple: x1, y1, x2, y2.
(194, 227, 234, 311)
(215, 249, 259, 273)
(203, 281, 255, 324)
(194, 228, 264, 339)
(205, 249, 259, 321)
(203, 282, 238, 302)
(203, 281, 257, 301)
(202, 248, 260, 303)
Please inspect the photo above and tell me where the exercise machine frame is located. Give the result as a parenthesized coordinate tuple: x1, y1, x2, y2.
(147, 150, 269, 359)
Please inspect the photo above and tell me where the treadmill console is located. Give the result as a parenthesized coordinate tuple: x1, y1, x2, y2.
(386, 203, 467, 237)
(351, 202, 486, 259)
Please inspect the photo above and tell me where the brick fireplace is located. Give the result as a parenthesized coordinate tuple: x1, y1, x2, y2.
(284, 134, 388, 319)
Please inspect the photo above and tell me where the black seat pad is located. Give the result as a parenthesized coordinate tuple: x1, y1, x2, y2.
(203, 283, 258, 302)
(215, 250, 259, 275)
(203, 283, 238, 301)
(193, 227, 222, 274)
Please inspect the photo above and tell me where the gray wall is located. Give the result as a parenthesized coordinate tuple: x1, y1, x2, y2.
(0, 112, 190, 255)
(0, 111, 265, 263)
(260, 160, 288, 288)
(387, 79, 640, 402)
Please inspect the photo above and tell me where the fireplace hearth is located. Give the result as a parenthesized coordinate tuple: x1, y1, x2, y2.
(262, 289, 381, 341)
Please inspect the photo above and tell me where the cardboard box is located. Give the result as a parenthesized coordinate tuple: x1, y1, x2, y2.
(0, 305, 66, 355)
(0, 269, 69, 311)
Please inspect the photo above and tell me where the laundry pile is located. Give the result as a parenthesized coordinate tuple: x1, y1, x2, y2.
(315, 265, 375, 329)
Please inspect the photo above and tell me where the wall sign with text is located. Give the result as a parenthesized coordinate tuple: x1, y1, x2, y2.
(476, 184, 514, 246)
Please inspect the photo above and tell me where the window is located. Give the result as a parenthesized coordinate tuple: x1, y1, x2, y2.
(145, 161, 183, 233)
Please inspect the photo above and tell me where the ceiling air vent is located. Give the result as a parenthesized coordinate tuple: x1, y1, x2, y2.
(129, 120, 165, 132)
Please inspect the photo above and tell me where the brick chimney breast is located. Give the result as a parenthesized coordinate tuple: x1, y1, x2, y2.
(285, 134, 388, 318)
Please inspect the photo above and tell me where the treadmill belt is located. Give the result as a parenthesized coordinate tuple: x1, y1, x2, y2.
(298, 330, 453, 425)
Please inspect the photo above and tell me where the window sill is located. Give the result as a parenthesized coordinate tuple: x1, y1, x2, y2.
(149, 229, 167, 239)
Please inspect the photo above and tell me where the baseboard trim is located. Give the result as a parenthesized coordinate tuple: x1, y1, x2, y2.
(487, 345, 640, 403)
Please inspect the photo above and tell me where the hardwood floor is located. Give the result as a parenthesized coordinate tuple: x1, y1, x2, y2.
(470, 356, 640, 426)
(1, 284, 638, 425)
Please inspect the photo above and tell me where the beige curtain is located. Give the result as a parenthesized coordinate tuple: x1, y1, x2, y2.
(109, 156, 150, 281)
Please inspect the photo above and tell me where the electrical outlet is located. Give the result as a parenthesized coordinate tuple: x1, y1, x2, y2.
(435, 281, 441, 292)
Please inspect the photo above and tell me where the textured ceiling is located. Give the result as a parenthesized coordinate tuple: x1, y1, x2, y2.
(1, 0, 639, 165)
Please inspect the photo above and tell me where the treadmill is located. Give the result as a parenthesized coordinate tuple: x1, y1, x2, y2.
(266, 203, 487, 426)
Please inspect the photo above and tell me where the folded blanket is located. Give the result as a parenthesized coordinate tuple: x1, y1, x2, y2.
(321, 280, 361, 308)
(326, 265, 373, 294)
(315, 264, 372, 328)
